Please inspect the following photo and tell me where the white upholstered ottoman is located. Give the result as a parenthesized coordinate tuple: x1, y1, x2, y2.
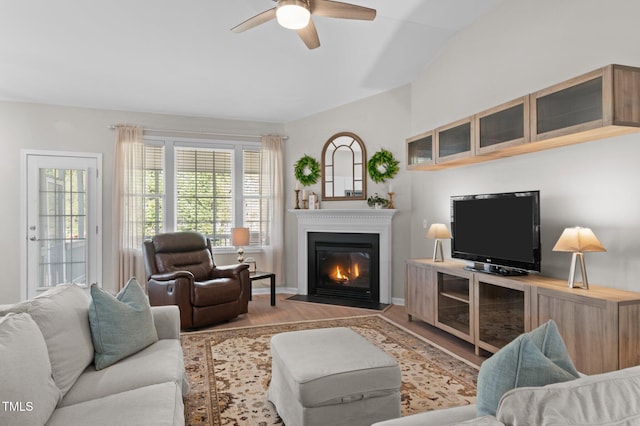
(267, 327, 401, 426)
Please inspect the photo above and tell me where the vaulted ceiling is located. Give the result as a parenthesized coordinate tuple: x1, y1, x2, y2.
(0, 0, 499, 122)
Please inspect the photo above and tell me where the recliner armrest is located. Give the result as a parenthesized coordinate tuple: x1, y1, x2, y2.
(151, 305, 181, 339)
(150, 270, 194, 281)
(211, 263, 249, 279)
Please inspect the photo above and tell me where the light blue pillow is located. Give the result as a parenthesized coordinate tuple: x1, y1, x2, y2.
(89, 278, 158, 370)
(476, 319, 580, 417)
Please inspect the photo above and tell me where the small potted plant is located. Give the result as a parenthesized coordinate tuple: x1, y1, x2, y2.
(367, 193, 389, 209)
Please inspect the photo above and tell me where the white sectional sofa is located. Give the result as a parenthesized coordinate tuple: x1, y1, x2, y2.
(0, 283, 189, 426)
(373, 365, 640, 425)
(374, 318, 640, 425)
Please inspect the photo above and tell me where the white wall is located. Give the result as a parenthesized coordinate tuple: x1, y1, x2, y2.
(284, 85, 412, 301)
(0, 102, 283, 303)
(409, 0, 640, 291)
(4, 0, 640, 303)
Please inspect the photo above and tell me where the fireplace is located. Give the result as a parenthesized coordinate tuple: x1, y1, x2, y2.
(290, 208, 397, 306)
(308, 232, 380, 303)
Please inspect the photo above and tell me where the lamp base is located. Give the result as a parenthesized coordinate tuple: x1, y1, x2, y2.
(432, 239, 444, 262)
(237, 247, 245, 263)
(568, 252, 589, 289)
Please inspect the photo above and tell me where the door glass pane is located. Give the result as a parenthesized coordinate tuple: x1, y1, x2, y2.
(38, 167, 87, 287)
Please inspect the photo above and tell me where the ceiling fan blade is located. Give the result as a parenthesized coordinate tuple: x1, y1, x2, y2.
(311, 0, 376, 20)
(231, 8, 277, 33)
(297, 18, 320, 49)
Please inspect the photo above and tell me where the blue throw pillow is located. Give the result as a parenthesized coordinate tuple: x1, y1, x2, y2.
(476, 319, 580, 417)
(89, 278, 158, 370)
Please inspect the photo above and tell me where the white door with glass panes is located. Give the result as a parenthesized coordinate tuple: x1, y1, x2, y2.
(23, 151, 102, 300)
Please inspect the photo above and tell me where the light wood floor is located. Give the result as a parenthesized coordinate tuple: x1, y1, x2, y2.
(196, 293, 488, 366)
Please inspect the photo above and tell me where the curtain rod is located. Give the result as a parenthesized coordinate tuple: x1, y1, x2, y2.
(107, 125, 288, 140)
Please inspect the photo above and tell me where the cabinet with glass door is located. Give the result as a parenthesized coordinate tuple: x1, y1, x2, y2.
(476, 96, 530, 156)
(531, 64, 640, 142)
(435, 267, 474, 344)
(406, 131, 434, 170)
(474, 275, 530, 355)
(435, 117, 474, 165)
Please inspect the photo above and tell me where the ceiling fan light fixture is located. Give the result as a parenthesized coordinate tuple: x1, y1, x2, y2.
(276, 0, 311, 30)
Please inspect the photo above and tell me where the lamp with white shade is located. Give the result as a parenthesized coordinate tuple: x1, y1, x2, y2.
(231, 227, 250, 263)
(552, 227, 606, 289)
(426, 223, 451, 262)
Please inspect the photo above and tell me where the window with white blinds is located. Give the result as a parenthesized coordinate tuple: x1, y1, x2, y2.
(175, 147, 233, 245)
(143, 145, 164, 239)
(142, 139, 263, 248)
(243, 149, 267, 245)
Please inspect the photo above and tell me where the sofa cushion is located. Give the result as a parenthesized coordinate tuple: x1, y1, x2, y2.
(22, 284, 94, 396)
(59, 339, 189, 407)
(193, 278, 240, 306)
(476, 320, 579, 417)
(89, 277, 158, 370)
(497, 365, 640, 425)
(370, 405, 480, 426)
(0, 313, 62, 426)
(46, 381, 184, 426)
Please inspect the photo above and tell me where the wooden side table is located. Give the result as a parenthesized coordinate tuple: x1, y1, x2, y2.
(249, 271, 276, 306)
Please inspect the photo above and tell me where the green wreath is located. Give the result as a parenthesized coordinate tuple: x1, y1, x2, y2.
(367, 148, 399, 183)
(294, 154, 320, 186)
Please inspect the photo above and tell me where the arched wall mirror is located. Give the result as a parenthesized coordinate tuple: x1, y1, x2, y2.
(321, 132, 367, 201)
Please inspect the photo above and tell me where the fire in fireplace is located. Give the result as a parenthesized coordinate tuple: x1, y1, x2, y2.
(308, 232, 380, 304)
(321, 252, 366, 286)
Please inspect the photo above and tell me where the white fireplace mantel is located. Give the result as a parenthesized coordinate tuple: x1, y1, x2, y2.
(289, 209, 397, 304)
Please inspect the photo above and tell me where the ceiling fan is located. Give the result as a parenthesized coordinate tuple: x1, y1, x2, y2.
(231, 0, 376, 50)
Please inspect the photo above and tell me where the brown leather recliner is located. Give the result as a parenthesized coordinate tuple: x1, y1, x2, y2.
(143, 231, 250, 330)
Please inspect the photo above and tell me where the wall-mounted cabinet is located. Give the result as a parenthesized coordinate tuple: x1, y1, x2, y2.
(531, 64, 640, 142)
(406, 131, 434, 169)
(435, 117, 475, 165)
(532, 70, 604, 139)
(406, 64, 640, 171)
(476, 96, 530, 156)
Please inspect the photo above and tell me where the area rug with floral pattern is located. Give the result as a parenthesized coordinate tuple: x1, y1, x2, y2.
(180, 314, 478, 426)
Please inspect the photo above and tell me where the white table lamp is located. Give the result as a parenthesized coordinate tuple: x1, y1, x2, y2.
(426, 223, 451, 262)
(552, 227, 606, 289)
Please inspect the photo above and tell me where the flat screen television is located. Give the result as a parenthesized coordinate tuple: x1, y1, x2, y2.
(451, 190, 541, 275)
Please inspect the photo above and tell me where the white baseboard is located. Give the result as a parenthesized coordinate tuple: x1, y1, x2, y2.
(391, 297, 405, 306)
(251, 286, 405, 306)
(251, 286, 298, 296)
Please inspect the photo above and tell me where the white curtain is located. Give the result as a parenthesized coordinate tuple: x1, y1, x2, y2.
(261, 135, 285, 283)
(113, 125, 146, 290)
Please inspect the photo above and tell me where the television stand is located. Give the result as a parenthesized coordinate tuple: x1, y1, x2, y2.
(405, 258, 640, 375)
(464, 263, 528, 276)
